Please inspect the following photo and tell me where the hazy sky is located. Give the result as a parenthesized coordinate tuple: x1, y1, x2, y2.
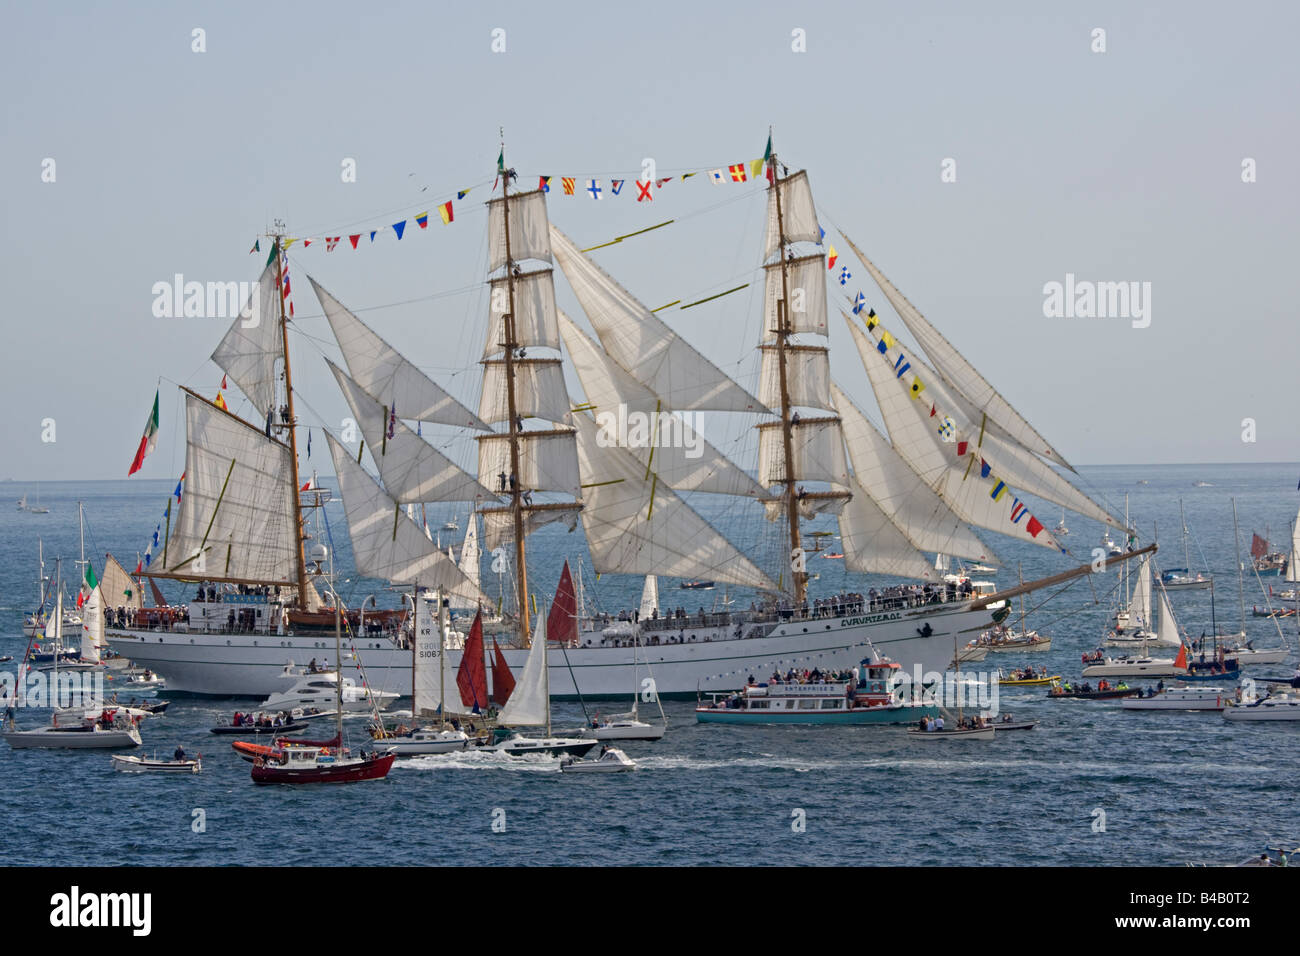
(3, 0, 1297, 484)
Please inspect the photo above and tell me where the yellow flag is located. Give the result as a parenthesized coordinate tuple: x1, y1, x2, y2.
(750, 157, 765, 178)
(880, 329, 896, 350)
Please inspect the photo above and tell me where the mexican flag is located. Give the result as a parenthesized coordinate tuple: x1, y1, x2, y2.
(127, 390, 160, 476)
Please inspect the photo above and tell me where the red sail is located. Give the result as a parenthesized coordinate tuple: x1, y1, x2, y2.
(1251, 533, 1268, 558)
(149, 578, 167, 607)
(547, 560, 577, 645)
(491, 638, 516, 706)
(456, 611, 488, 711)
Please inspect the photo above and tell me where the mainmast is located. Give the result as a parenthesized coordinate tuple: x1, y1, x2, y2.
(769, 140, 807, 605)
(498, 147, 531, 646)
(271, 227, 311, 609)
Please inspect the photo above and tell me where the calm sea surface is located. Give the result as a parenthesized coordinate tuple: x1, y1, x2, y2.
(1, 462, 1296, 866)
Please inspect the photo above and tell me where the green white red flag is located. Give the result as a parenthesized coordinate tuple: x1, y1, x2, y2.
(127, 390, 160, 476)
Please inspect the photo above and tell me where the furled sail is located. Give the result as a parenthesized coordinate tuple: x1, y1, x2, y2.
(487, 189, 553, 272)
(497, 610, 549, 727)
(841, 233, 1074, 471)
(550, 226, 767, 414)
(571, 413, 778, 591)
(1287, 512, 1300, 583)
(483, 269, 560, 357)
(763, 254, 827, 339)
(101, 553, 143, 610)
(325, 433, 489, 607)
(210, 259, 283, 421)
(758, 345, 834, 412)
(312, 276, 489, 430)
(166, 391, 299, 582)
(845, 317, 1064, 552)
(831, 383, 995, 564)
(478, 358, 570, 424)
(764, 170, 821, 258)
(327, 360, 495, 505)
(559, 313, 767, 499)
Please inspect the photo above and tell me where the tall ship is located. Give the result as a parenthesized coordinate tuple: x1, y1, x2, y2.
(107, 139, 1149, 698)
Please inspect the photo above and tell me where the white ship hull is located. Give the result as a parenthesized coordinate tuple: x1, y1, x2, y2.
(105, 602, 996, 698)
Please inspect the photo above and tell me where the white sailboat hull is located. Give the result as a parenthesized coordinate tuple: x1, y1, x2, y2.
(1082, 659, 1182, 677)
(105, 602, 997, 698)
(1223, 697, 1300, 721)
(4, 724, 141, 749)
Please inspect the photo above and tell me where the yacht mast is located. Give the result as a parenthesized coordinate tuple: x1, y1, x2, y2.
(769, 140, 806, 605)
(272, 229, 312, 609)
(498, 147, 531, 647)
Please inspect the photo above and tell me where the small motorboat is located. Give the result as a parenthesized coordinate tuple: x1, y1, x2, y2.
(679, 581, 715, 590)
(112, 752, 202, 774)
(250, 737, 396, 784)
(491, 733, 599, 758)
(0, 655, 12, 664)
(560, 746, 636, 773)
(997, 670, 1060, 687)
(1047, 685, 1143, 700)
(590, 718, 665, 741)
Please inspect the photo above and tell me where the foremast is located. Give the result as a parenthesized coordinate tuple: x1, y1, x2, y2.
(762, 137, 850, 605)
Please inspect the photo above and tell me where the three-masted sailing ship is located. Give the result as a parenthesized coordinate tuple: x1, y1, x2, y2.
(107, 140, 1152, 698)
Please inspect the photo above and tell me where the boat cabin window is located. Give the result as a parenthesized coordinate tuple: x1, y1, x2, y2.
(798, 700, 817, 710)
(820, 700, 842, 709)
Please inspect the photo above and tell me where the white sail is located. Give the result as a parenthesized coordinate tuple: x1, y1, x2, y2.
(764, 170, 821, 258)
(758, 345, 834, 412)
(839, 483, 941, 581)
(210, 260, 283, 421)
(478, 358, 571, 424)
(831, 383, 995, 564)
(476, 428, 581, 498)
(756, 417, 849, 487)
(325, 433, 489, 607)
(842, 234, 1074, 471)
(487, 189, 553, 272)
(497, 610, 549, 727)
(312, 276, 489, 430)
(550, 226, 767, 413)
(1129, 557, 1153, 629)
(1157, 588, 1182, 648)
(851, 311, 1120, 530)
(763, 254, 827, 339)
(479, 505, 581, 551)
(327, 360, 495, 505)
(559, 313, 767, 499)
(458, 516, 481, 593)
(80, 585, 104, 663)
(1284, 511, 1300, 580)
(166, 393, 299, 582)
(484, 269, 560, 357)
(571, 413, 778, 591)
(639, 575, 660, 619)
(101, 553, 143, 610)
(846, 317, 1064, 552)
(412, 590, 471, 717)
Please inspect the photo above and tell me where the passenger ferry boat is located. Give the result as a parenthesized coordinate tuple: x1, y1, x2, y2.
(695, 658, 934, 725)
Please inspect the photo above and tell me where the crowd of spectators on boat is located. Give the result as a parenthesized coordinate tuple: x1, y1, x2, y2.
(229, 710, 295, 729)
(761, 667, 855, 686)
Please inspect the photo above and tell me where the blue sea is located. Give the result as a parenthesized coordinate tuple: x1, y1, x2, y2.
(1, 462, 1296, 866)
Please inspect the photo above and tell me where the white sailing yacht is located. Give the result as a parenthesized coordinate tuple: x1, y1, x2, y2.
(1161, 500, 1212, 590)
(106, 143, 1150, 699)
